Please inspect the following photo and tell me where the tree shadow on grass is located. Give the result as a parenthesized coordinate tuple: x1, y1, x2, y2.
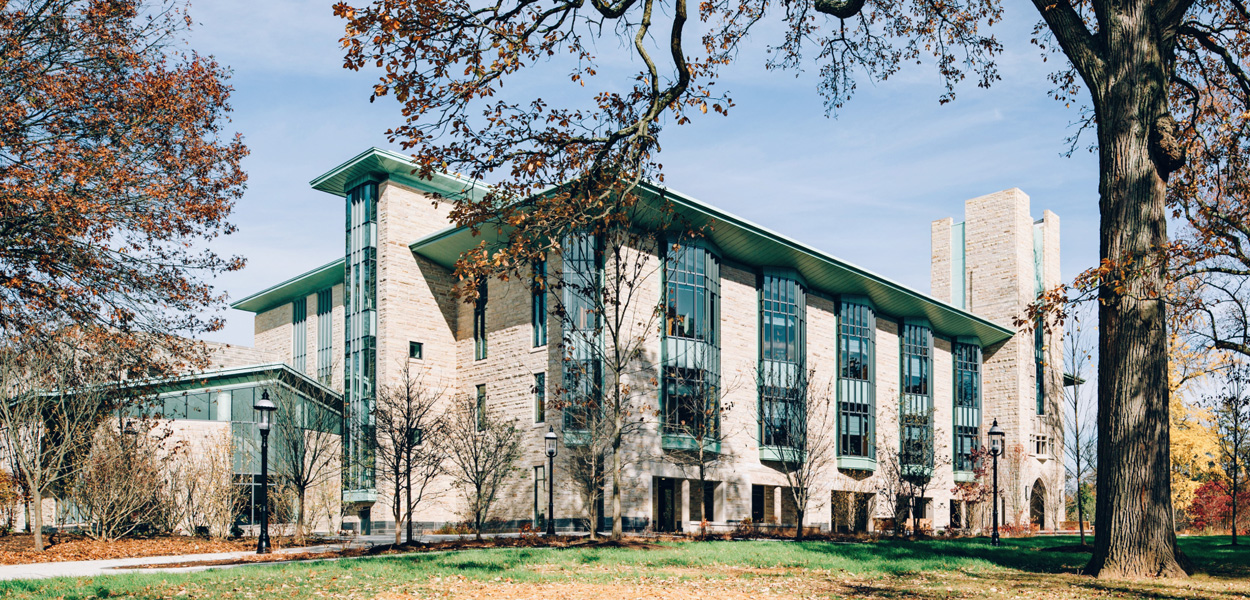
(796, 538, 1084, 576)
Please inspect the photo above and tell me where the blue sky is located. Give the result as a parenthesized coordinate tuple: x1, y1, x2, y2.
(187, 0, 1101, 348)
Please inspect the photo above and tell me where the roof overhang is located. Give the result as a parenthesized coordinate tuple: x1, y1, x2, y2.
(147, 363, 343, 413)
(309, 147, 490, 202)
(231, 258, 344, 314)
(410, 180, 1016, 346)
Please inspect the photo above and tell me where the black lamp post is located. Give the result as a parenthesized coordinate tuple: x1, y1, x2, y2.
(988, 419, 1005, 547)
(122, 420, 139, 451)
(545, 426, 557, 536)
(255, 389, 276, 554)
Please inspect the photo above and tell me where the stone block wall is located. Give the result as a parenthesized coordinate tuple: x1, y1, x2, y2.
(933, 188, 1066, 531)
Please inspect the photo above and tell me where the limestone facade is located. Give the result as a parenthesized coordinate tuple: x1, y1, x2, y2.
(930, 189, 1066, 531)
(238, 170, 1065, 535)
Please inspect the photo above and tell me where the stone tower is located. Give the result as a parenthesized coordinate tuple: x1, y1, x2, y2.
(931, 189, 1065, 530)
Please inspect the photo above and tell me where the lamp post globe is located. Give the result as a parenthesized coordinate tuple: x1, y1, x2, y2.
(254, 389, 277, 554)
(545, 427, 557, 537)
(988, 419, 1005, 547)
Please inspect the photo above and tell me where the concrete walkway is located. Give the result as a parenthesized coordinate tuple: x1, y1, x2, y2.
(0, 532, 553, 581)
(0, 542, 358, 581)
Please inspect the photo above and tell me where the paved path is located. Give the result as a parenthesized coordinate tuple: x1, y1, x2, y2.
(0, 532, 556, 581)
(0, 543, 358, 581)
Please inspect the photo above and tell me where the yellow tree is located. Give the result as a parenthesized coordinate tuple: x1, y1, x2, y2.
(1168, 327, 1223, 522)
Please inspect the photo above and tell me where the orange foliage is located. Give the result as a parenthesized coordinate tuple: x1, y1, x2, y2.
(0, 0, 246, 371)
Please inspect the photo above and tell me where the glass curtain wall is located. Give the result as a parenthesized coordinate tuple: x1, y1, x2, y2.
(662, 243, 720, 437)
(838, 300, 875, 459)
(562, 233, 602, 432)
(292, 299, 307, 373)
(758, 272, 804, 450)
(900, 322, 934, 469)
(953, 342, 982, 473)
(316, 288, 333, 384)
(344, 181, 378, 493)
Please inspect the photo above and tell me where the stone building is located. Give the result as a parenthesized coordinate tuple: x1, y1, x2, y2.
(230, 148, 1066, 535)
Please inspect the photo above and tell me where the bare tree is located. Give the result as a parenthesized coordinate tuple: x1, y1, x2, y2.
(549, 211, 701, 539)
(373, 362, 446, 544)
(656, 353, 741, 537)
(1209, 362, 1250, 546)
(71, 424, 169, 541)
(0, 340, 117, 551)
(270, 385, 342, 543)
(1064, 310, 1097, 546)
(560, 386, 611, 539)
(877, 407, 952, 536)
(753, 367, 838, 541)
(444, 392, 521, 540)
(172, 429, 243, 539)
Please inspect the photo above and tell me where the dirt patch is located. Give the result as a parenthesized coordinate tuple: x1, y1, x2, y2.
(0, 533, 325, 565)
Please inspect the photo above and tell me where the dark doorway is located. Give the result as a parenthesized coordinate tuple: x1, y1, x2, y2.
(751, 485, 767, 522)
(360, 507, 372, 536)
(1030, 479, 1046, 529)
(656, 478, 677, 532)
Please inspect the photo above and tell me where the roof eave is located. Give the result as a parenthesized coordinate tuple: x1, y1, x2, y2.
(409, 180, 1015, 346)
(230, 258, 345, 314)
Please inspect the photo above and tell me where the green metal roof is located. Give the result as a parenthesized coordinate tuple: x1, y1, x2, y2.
(309, 146, 489, 201)
(231, 258, 343, 314)
(410, 180, 1016, 346)
(235, 148, 488, 314)
(131, 363, 342, 413)
(239, 148, 1014, 346)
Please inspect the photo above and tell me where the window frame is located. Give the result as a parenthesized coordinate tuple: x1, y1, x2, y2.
(534, 372, 546, 424)
(900, 320, 934, 469)
(532, 259, 547, 347)
(474, 281, 488, 360)
(952, 340, 982, 473)
(838, 298, 876, 460)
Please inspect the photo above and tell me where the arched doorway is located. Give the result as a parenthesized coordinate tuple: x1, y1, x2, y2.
(1030, 479, 1046, 530)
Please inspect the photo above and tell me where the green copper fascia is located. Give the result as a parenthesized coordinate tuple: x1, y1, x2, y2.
(231, 258, 344, 314)
(760, 445, 806, 464)
(409, 179, 1015, 346)
(837, 456, 877, 472)
(138, 362, 342, 413)
(309, 147, 489, 203)
(661, 433, 722, 453)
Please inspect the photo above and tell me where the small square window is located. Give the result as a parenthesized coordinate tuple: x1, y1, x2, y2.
(409, 341, 423, 360)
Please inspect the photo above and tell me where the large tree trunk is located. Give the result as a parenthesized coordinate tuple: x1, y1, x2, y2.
(794, 506, 805, 542)
(31, 489, 43, 552)
(1086, 11, 1186, 576)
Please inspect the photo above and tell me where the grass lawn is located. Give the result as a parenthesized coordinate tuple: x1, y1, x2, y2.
(2, 536, 1247, 600)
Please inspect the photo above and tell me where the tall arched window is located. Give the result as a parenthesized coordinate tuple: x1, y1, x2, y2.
(662, 243, 720, 436)
(759, 271, 805, 450)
